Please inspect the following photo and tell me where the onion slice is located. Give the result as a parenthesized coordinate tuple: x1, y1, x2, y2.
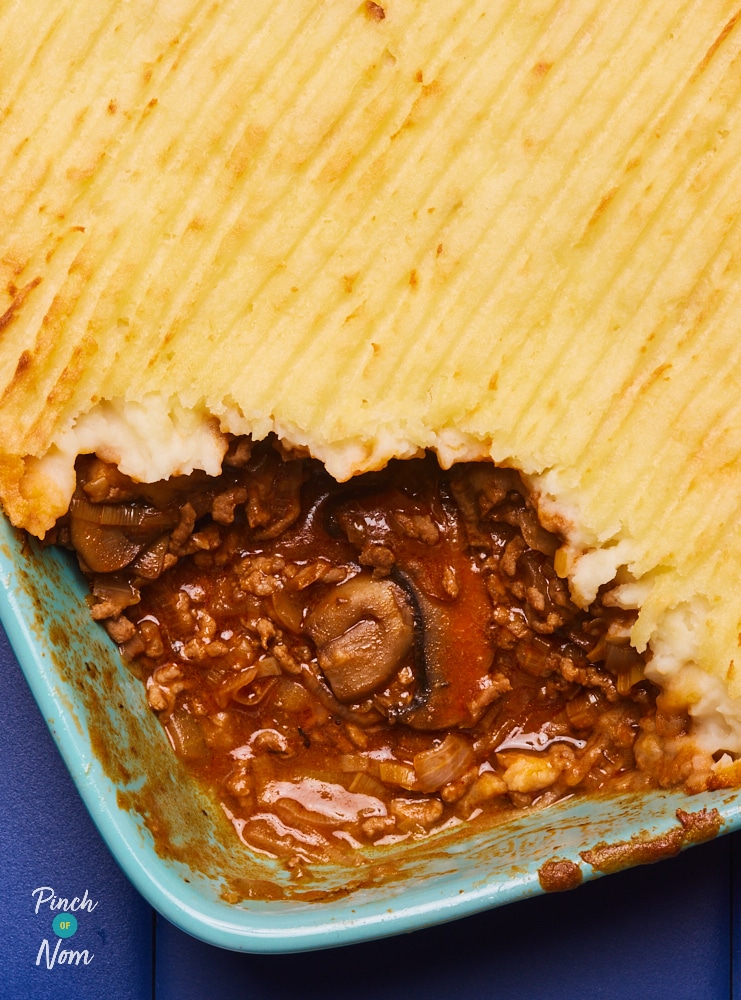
(69, 495, 178, 530)
(414, 734, 474, 792)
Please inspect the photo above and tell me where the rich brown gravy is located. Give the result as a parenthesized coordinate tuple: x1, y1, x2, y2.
(57, 440, 715, 867)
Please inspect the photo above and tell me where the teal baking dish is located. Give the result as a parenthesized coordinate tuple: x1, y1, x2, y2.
(1, 513, 739, 954)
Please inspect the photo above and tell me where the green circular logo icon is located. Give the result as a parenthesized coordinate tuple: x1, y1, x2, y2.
(52, 913, 78, 938)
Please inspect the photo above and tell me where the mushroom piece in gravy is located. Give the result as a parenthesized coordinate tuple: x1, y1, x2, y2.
(304, 574, 414, 703)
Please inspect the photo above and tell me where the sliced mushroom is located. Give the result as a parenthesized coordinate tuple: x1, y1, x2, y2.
(69, 518, 144, 574)
(329, 482, 496, 731)
(67, 493, 179, 574)
(304, 574, 414, 702)
(393, 564, 494, 731)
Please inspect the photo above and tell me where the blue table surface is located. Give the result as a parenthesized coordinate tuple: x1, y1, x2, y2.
(1, 620, 739, 1000)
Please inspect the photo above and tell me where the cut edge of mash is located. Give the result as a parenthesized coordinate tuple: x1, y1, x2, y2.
(6, 391, 741, 756)
(0, 394, 498, 535)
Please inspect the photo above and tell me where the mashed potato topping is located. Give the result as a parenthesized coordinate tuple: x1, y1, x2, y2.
(3, 1, 741, 750)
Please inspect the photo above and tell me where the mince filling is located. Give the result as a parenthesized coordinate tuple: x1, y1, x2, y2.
(52, 438, 716, 867)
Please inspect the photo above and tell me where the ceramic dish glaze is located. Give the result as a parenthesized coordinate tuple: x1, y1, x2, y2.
(1, 514, 739, 954)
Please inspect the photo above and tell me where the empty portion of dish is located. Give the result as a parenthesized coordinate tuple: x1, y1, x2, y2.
(51, 438, 736, 867)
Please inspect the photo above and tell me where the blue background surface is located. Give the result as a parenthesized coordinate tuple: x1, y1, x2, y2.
(1, 621, 738, 1000)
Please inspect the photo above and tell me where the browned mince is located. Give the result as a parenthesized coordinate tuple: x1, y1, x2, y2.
(54, 437, 717, 868)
